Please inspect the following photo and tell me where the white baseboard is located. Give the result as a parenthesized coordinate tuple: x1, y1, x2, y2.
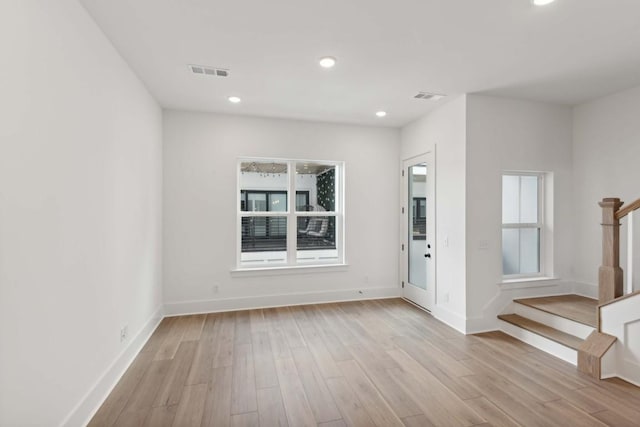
(60, 306, 164, 427)
(163, 287, 402, 316)
(572, 281, 598, 299)
(432, 305, 467, 335)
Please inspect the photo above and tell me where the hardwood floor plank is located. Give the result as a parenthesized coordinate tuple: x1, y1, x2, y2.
(89, 350, 155, 427)
(337, 359, 404, 427)
(154, 317, 189, 361)
(591, 409, 640, 427)
(462, 397, 521, 427)
(541, 399, 607, 427)
(230, 412, 259, 427)
(387, 349, 485, 427)
(153, 340, 198, 407)
(318, 420, 347, 427)
(183, 314, 207, 341)
(348, 346, 422, 418)
(140, 317, 177, 355)
(252, 330, 279, 389)
(91, 299, 640, 427)
(230, 343, 257, 415)
(326, 377, 375, 427)
(171, 383, 207, 427)
(291, 347, 342, 423)
(235, 310, 253, 345)
(113, 360, 171, 427)
(201, 366, 232, 427)
(401, 414, 436, 427)
(212, 311, 236, 368)
(256, 387, 289, 427)
(274, 357, 317, 427)
(143, 405, 177, 427)
(276, 306, 307, 349)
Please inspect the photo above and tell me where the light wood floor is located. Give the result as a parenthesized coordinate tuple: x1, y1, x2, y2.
(89, 299, 640, 427)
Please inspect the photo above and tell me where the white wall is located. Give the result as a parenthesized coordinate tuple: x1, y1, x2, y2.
(464, 95, 574, 332)
(0, 1, 163, 426)
(400, 96, 468, 332)
(573, 85, 640, 291)
(163, 111, 400, 314)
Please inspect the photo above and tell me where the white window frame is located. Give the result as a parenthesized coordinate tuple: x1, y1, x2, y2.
(236, 157, 345, 270)
(502, 171, 546, 280)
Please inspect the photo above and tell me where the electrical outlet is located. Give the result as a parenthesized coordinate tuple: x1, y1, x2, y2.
(120, 326, 128, 343)
(213, 284, 220, 294)
(444, 293, 450, 303)
(364, 276, 369, 284)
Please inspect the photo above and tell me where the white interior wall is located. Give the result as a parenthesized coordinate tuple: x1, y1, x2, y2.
(573, 85, 640, 292)
(162, 111, 400, 314)
(0, 1, 163, 426)
(400, 96, 468, 332)
(465, 95, 574, 332)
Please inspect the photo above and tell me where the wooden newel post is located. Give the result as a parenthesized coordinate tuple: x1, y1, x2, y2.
(598, 198, 624, 304)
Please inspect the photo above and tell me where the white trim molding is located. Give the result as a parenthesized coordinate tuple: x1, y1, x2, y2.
(163, 287, 401, 317)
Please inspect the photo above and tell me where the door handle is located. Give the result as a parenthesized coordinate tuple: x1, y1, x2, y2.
(424, 253, 431, 258)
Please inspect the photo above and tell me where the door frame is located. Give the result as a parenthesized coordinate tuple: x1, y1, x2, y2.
(401, 151, 436, 311)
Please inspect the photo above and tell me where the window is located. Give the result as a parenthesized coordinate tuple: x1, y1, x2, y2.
(502, 173, 544, 277)
(238, 158, 343, 268)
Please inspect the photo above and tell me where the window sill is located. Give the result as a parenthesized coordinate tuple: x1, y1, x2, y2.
(231, 263, 349, 277)
(498, 276, 560, 290)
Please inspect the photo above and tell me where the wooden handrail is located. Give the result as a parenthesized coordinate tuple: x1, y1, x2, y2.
(598, 289, 640, 310)
(616, 198, 640, 220)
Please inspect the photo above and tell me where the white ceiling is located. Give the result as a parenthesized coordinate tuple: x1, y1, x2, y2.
(79, 0, 640, 127)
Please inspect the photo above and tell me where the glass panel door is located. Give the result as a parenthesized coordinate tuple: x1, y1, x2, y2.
(409, 163, 428, 289)
(402, 153, 435, 311)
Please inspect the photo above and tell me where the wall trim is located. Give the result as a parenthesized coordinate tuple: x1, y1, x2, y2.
(60, 306, 164, 427)
(163, 287, 401, 316)
(432, 305, 467, 334)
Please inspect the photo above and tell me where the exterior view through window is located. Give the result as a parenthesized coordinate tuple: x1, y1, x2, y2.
(239, 159, 343, 268)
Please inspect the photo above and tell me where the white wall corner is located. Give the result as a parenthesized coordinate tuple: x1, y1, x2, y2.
(432, 305, 467, 335)
(572, 281, 598, 299)
(465, 280, 574, 334)
(60, 306, 164, 427)
(163, 287, 401, 317)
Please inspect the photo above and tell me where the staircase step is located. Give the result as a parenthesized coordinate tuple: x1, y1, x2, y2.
(498, 314, 585, 350)
(513, 294, 597, 327)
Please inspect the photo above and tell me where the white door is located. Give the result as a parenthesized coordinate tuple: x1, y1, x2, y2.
(402, 153, 435, 310)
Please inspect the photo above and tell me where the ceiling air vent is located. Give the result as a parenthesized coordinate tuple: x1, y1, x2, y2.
(188, 64, 229, 77)
(414, 92, 445, 101)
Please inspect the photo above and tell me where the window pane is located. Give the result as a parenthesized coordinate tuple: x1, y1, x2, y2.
(520, 227, 540, 274)
(269, 193, 287, 212)
(502, 227, 540, 275)
(296, 192, 310, 211)
(240, 161, 288, 211)
(520, 176, 538, 223)
(247, 193, 267, 212)
(296, 163, 336, 212)
(502, 175, 519, 224)
(502, 228, 520, 275)
(296, 216, 338, 263)
(241, 216, 287, 265)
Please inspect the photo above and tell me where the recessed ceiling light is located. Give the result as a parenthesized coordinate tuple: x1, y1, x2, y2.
(532, 0, 556, 5)
(319, 56, 337, 68)
(376, 111, 387, 118)
(228, 96, 241, 104)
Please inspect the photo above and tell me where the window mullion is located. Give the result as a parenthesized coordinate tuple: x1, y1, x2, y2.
(287, 161, 296, 265)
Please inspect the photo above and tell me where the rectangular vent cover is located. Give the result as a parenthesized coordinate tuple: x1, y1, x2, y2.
(189, 64, 229, 77)
(414, 92, 445, 101)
